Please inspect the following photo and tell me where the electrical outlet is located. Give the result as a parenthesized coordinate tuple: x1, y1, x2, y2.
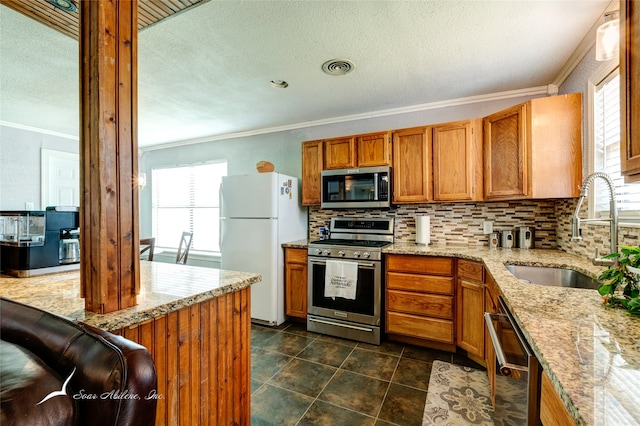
(483, 221, 493, 234)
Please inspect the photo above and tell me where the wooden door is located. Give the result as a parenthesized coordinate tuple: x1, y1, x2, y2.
(457, 279, 485, 358)
(41, 149, 80, 207)
(540, 371, 575, 426)
(621, 0, 640, 182)
(301, 140, 323, 206)
(392, 127, 431, 203)
(483, 103, 528, 200)
(432, 119, 483, 201)
(357, 132, 392, 167)
(324, 136, 356, 169)
(285, 248, 308, 319)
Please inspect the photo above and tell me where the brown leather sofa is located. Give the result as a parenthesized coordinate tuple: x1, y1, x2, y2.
(0, 297, 157, 426)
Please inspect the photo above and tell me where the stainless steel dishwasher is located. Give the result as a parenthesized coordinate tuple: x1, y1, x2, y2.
(485, 296, 541, 425)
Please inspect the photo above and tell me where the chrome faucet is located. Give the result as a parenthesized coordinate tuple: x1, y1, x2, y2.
(571, 172, 618, 266)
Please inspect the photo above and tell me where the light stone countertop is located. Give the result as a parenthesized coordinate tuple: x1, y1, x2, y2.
(0, 261, 261, 331)
(384, 243, 640, 426)
(281, 239, 640, 425)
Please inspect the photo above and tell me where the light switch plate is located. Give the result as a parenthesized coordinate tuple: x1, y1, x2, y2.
(483, 221, 493, 234)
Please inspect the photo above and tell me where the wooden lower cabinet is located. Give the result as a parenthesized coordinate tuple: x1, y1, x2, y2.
(456, 259, 486, 362)
(387, 311, 454, 343)
(284, 248, 308, 320)
(485, 274, 498, 407)
(540, 370, 576, 426)
(385, 254, 455, 346)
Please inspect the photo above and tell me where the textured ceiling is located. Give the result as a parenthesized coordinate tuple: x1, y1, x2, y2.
(0, 1, 610, 148)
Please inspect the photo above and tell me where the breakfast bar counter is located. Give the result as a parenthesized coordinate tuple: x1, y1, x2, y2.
(383, 243, 640, 426)
(0, 260, 261, 331)
(0, 261, 261, 426)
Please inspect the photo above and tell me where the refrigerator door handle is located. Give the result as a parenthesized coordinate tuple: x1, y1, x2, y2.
(219, 183, 224, 250)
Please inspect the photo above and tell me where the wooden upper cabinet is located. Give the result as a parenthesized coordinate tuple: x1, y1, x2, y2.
(324, 136, 356, 169)
(483, 93, 582, 200)
(621, 0, 640, 182)
(301, 140, 323, 206)
(484, 103, 528, 199)
(432, 119, 483, 202)
(392, 127, 432, 203)
(357, 132, 392, 167)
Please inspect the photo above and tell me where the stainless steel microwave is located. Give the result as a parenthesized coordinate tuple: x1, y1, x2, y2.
(321, 166, 392, 209)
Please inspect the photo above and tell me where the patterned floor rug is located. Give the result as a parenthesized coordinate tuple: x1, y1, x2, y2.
(422, 360, 494, 426)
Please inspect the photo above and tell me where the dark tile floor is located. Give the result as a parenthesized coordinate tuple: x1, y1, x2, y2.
(250, 322, 484, 426)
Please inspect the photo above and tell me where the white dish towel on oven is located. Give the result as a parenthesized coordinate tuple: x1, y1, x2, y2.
(324, 260, 358, 300)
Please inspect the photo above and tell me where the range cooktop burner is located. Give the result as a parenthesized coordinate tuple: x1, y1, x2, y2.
(309, 239, 392, 248)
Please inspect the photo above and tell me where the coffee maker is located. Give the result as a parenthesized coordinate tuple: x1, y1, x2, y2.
(0, 207, 80, 277)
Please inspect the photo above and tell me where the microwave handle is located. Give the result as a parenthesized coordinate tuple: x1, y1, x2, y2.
(374, 173, 379, 201)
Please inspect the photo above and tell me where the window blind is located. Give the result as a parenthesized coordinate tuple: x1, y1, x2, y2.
(152, 162, 227, 253)
(593, 71, 640, 220)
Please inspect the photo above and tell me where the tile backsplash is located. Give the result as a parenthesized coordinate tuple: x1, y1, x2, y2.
(555, 198, 639, 259)
(308, 198, 639, 258)
(309, 200, 558, 248)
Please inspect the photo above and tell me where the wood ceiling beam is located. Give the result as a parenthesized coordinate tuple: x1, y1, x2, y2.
(0, 0, 210, 40)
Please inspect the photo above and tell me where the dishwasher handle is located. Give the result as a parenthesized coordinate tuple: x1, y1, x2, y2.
(484, 312, 529, 377)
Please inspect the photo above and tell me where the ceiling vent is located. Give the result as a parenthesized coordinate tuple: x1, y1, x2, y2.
(322, 59, 355, 76)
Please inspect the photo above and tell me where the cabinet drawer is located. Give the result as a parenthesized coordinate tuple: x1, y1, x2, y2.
(387, 290, 453, 319)
(458, 259, 484, 282)
(386, 272, 454, 294)
(285, 248, 307, 263)
(386, 255, 454, 276)
(386, 311, 454, 344)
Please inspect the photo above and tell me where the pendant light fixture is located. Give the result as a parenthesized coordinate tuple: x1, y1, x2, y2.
(595, 10, 620, 61)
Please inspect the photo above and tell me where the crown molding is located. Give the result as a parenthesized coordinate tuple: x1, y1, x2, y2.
(140, 85, 549, 152)
(0, 121, 78, 140)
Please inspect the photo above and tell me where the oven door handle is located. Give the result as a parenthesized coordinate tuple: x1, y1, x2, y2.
(309, 259, 375, 268)
(484, 312, 529, 377)
(308, 317, 374, 333)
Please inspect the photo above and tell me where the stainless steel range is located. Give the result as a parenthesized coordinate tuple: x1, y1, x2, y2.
(307, 217, 393, 345)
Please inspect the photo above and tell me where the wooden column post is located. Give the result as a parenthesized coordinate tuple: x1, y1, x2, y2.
(80, 0, 140, 313)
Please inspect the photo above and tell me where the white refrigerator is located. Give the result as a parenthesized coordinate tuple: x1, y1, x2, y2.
(220, 172, 308, 326)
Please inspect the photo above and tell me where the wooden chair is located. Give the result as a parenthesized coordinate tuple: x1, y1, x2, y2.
(176, 232, 193, 265)
(140, 237, 156, 261)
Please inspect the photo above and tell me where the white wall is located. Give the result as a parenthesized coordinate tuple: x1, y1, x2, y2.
(0, 124, 78, 210)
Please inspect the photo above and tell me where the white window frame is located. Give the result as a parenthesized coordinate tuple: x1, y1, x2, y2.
(587, 61, 640, 225)
(151, 161, 227, 255)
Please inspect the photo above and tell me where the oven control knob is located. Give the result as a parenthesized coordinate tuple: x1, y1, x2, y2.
(314, 248, 322, 255)
(338, 250, 345, 257)
(323, 249, 331, 256)
(353, 251, 361, 257)
(362, 251, 371, 258)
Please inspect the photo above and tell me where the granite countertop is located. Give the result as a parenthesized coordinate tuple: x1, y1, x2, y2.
(282, 239, 640, 424)
(384, 243, 640, 426)
(282, 239, 310, 249)
(0, 261, 261, 331)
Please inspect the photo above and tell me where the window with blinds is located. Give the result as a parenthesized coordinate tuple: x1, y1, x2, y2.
(592, 69, 640, 222)
(152, 162, 227, 253)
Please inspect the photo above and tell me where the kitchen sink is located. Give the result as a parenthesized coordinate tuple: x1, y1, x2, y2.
(505, 264, 600, 290)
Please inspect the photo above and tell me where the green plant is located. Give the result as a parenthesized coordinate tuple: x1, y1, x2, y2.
(598, 245, 640, 315)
